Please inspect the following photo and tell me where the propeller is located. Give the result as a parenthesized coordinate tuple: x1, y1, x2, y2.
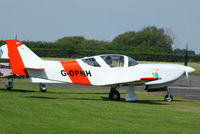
(184, 66, 195, 86)
(184, 66, 195, 74)
(185, 71, 189, 80)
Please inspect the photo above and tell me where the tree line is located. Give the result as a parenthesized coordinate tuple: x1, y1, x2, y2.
(0, 26, 199, 62)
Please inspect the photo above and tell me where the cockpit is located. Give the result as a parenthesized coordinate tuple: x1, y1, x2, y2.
(81, 54, 139, 67)
(100, 55, 124, 67)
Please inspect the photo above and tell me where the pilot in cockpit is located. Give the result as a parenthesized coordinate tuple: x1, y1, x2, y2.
(105, 56, 112, 66)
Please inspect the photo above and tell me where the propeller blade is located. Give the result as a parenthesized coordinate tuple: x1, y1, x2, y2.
(185, 71, 188, 80)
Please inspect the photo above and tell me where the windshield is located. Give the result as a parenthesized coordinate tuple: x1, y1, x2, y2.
(128, 57, 138, 67)
(82, 58, 100, 67)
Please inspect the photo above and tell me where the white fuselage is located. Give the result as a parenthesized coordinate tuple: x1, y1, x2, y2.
(28, 55, 193, 88)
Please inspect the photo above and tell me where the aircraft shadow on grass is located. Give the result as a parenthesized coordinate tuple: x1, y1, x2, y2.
(0, 88, 37, 93)
(0, 88, 181, 105)
(27, 96, 57, 99)
(101, 97, 173, 105)
(47, 91, 114, 95)
(0, 88, 117, 95)
(26, 95, 177, 105)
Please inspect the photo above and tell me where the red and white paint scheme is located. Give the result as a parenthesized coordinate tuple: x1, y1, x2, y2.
(3, 39, 195, 101)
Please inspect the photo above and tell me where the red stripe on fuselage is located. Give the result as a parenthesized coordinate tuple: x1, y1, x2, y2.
(141, 77, 158, 81)
(60, 60, 92, 85)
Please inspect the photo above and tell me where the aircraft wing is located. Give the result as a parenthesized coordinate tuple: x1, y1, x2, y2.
(133, 77, 158, 85)
(102, 77, 158, 87)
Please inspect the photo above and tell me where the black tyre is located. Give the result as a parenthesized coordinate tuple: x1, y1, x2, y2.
(6, 80, 13, 90)
(39, 83, 47, 92)
(164, 94, 173, 102)
(40, 88, 47, 92)
(109, 90, 120, 100)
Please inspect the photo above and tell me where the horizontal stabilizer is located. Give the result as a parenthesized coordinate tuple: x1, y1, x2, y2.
(30, 77, 63, 83)
(0, 63, 12, 77)
(26, 67, 45, 71)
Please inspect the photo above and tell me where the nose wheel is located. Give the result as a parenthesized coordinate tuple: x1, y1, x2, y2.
(164, 87, 173, 102)
(109, 87, 120, 100)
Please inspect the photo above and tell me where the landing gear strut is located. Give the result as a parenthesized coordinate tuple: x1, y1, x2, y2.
(125, 84, 138, 102)
(6, 78, 14, 90)
(109, 87, 120, 100)
(39, 83, 47, 92)
(164, 87, 173, 102)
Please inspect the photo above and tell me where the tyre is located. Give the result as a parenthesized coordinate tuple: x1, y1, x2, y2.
(39, 83, 47, 92)
(6, 80, 13, 90)
(109, 90, 120, 100)
(40, 88, 47, 92)
(164, 94, 173, 102)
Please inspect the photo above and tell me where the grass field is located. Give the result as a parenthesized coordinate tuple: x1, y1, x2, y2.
(0, 84, 200, 134)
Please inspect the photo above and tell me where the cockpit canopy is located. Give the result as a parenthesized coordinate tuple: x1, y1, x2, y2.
(81, 54, 138, 67)
(82, 58, 100, 67)
(101, 55, 124, 67)
(128, 56, 139, 67)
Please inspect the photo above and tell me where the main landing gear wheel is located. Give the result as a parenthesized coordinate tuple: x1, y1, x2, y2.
(39, 83, 47, 92)
(109, 87, 120, 100)
(6, 78, 14, 90)
(164, 87, 173, 102)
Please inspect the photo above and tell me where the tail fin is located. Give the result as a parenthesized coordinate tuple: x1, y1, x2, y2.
(6, 39, 43, 77)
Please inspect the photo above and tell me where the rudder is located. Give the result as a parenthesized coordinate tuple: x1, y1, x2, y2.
(6, 39, 43, 77)
(6, 40, 28, 76)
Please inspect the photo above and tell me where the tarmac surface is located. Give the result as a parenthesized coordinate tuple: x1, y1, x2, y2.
(1, 76, 200, 100)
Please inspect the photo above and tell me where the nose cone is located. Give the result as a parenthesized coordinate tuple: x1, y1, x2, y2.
(184, 66, 195, 73)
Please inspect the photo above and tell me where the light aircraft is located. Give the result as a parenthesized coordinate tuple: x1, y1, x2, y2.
(2, 39, 195, 102)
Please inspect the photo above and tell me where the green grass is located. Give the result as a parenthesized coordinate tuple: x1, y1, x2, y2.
(0, 78, 30, 83)
(42, 57, 74, 61)
(0, 84, 200, 134)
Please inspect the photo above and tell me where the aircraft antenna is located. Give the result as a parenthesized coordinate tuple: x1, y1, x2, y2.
(184, 43, 188, 66)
